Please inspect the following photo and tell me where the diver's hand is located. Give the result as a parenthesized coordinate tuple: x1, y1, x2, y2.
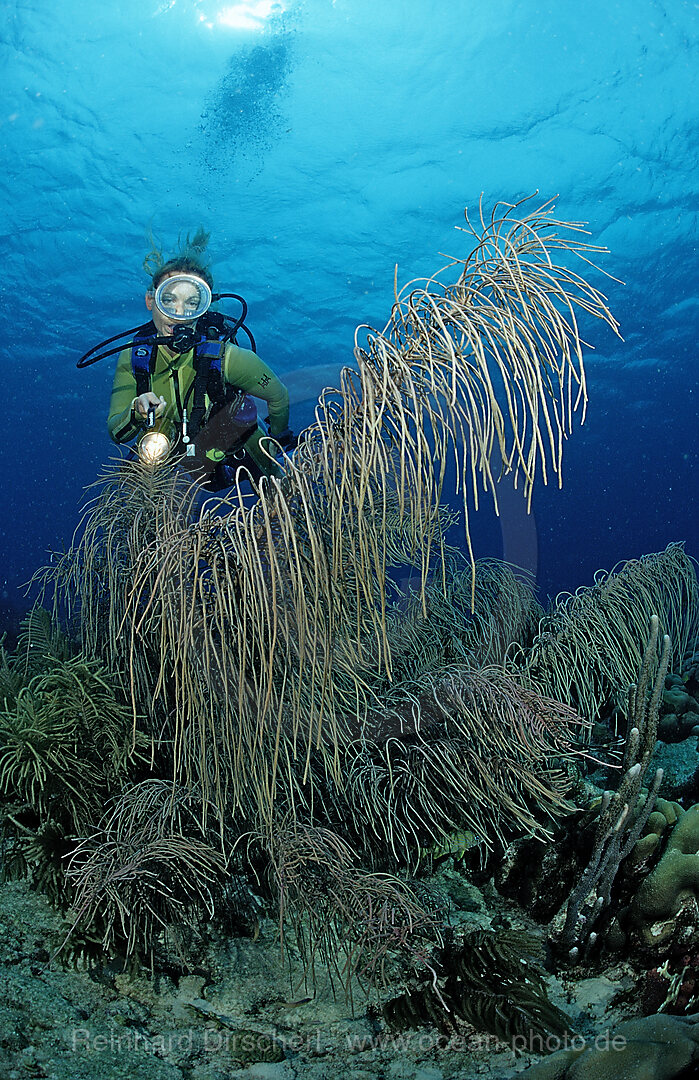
(132, 393, 166, 421)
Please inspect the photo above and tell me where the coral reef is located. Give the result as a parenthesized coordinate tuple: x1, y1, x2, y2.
(640, 939, 699, 1017)
(552, 616, 669, 960)
(43, 199, 620, 854)
(658, 669, 699, 743)
(0, 611, 145, 907)
(64, 781, 231, 968)
(9, 200, 699, 1079)
(382, 926, 572, 1045)
(518, 545, 698, 724)
(631, 803, 699, 945)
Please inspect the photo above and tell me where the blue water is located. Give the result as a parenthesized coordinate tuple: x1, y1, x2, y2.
(1, 0, 697, 634)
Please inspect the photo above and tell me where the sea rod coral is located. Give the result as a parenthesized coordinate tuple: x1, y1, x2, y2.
(36, 199, 620, 965)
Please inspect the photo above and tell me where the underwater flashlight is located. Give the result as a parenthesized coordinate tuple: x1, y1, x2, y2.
(137, 406, 172, 466)
(138, 430, 171, 465)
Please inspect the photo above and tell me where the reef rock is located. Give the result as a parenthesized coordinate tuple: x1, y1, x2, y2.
(518, 1012, 699, 1080)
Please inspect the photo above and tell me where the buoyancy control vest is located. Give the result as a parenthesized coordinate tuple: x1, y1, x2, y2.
(130, 334, 259, 477)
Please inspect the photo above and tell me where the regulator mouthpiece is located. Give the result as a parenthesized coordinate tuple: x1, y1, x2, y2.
(168, 323, 199, 353)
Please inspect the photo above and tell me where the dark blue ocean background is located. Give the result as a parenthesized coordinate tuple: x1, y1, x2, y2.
(1, 0, 696, 640)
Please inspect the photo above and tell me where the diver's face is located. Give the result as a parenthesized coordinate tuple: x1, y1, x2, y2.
(145, 273, 203, 337)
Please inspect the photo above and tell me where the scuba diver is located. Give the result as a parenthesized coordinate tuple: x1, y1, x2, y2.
(79, 234, 294, 490)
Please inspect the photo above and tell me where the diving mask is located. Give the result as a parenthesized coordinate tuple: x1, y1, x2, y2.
(153, 274, 212, 323)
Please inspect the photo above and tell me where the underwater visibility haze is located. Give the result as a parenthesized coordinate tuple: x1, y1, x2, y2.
(2, 3, 699, 1080)
(0, 0, 697, 622)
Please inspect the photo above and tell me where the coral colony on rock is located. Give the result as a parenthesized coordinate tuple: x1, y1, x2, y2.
(3, 197, 699, 1080)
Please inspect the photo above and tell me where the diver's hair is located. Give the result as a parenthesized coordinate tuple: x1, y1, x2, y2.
(143, 227, 213, 290)
(151, 255, 214, 291)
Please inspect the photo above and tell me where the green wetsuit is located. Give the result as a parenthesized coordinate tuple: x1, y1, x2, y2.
(107, 337, 290, 476)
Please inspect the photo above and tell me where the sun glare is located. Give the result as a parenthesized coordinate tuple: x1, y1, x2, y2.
(155, 0, 287, 31)
(213, 1, 285, 30)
